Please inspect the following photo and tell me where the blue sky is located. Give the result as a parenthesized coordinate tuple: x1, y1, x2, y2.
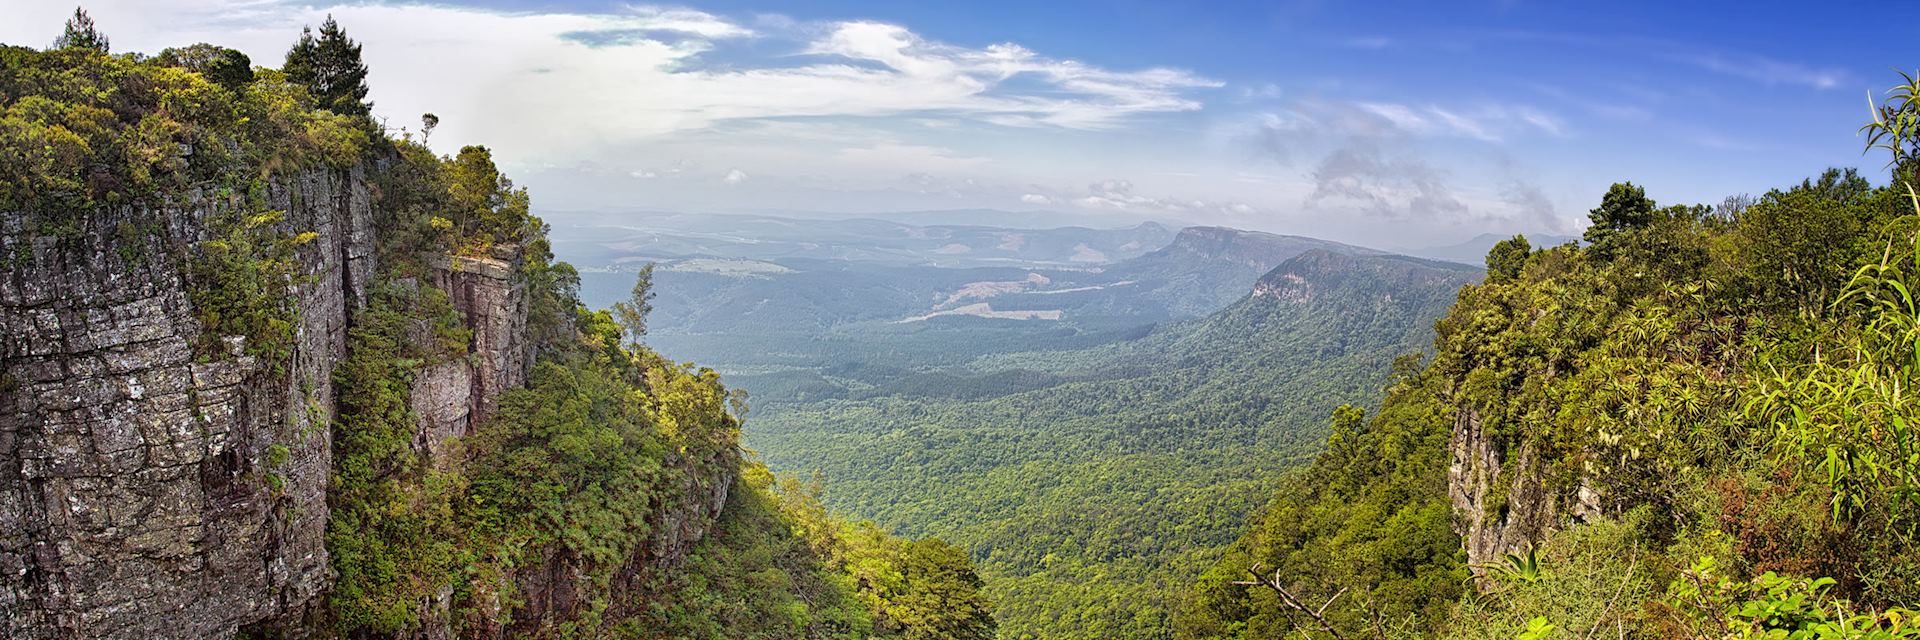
(3, 0, 1912, 245)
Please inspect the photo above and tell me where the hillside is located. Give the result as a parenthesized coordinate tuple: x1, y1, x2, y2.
(592, 224, 1399, 412)
(747, 250, 1479, 639)
(1091, 226, 1386, 317)
(0, 28, 991, 640)
(1182, 168, 1920, 637)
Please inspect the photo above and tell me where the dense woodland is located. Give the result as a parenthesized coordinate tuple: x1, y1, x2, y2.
(750, 252, 1479, 639)
(1182, 137, 1920, 635)
(2, 10, 993, 639)
(13, 5, 1920, 640)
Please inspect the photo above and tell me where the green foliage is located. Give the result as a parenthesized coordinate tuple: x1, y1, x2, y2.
(325, 280, 471, 634)
(1583, 181, 1657, 258)
(0, 41, 368, 212)
(1734, 169, 1897, 316)
(1863, 69, 1920, 184)
(1444, 518, 1656, 639)
(156, 43, 254, 92)
(613, 263, 657, 346)
(1663, 556, 1920, 639)
(1484, 235, 1531, 284)
(755, 254, 1475, 640)
(53, 7, 108, 53)
(635, 464, 995, 640)
(442, 145, 535, 254)
(1180, 385, 1468, 639)
(1516, 617, 1556, 640)
(187, 197, 319, 368)
(283, 15, 370, 117)
(631, 464, 876, 639)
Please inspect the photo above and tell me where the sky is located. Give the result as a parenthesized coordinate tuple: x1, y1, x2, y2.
(3, 0, 1914, 246)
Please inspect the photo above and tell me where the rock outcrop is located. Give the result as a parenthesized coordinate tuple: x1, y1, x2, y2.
(0, 148, 740, 638)
(1447, 407, 1602, 578)
(0, 164, 374, 639)
(409, 248, 531, 463)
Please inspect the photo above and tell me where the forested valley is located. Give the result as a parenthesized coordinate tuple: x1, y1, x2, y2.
(6, 4, 1920, 640)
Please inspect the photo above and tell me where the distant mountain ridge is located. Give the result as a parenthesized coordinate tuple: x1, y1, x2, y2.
(1252, 249, 1479, 303)
(1406, 231, 1580, 265)
(1093, 226, 1388, 317)
(551, 211, 1178, 269)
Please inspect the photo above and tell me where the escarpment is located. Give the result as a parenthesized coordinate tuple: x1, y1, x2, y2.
(0, 155, 737, 638)
(0, 164, 374, 638)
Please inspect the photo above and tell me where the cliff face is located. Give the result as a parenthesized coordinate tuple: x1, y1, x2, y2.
(0, 165, 374, 638)
(1446, 407, 1602, 577)
(0, 160, 733, 638)
(410, 249, 531, 463)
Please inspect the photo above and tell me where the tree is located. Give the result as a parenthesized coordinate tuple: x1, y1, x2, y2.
(53, 6, 108, 53)
(420, 113, 439, 144)
(1583, 182, 1656, 258)
(891, 538, 997, 640)
(1484, 235, 1532, 284)
(612, 264, 655, 347)
(157, 43, 254, 91)
(284, 15, 370, 116)
(443, 145, 530, 248)
(1736, 168, 1882, 314)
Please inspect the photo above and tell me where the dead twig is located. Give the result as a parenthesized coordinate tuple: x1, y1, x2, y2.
(1232, 563, 1350, 640)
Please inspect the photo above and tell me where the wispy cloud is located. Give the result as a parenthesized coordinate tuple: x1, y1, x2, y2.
(1354, 102, 1563, 142)
(800, 21, 1222, 129)
(1244, 98, 1564, 223)
(1682, 52, 1848, 90)
(1011, 179, 1259, 216)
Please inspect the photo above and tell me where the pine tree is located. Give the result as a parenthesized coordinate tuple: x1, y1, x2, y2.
(1582, 182, 1655, 258)
(283, 15, 370, 116)
(53, 6, 109, 53)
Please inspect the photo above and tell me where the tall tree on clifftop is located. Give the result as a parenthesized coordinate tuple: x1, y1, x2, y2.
(284, 15, 370, 116)
(613, 264, 656, 347)
(1582, 181, 1656, 258)
(53, 6, 109, 53)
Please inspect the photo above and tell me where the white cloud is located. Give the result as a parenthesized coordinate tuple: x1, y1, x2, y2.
(1353, 102, 1562, 142)
(1685, 52, 1847, 90)
(1067, 179, 1257, 216)
(833, 143, 988, 173)
(1020, 193, 1055, 204)
(10, 1, 1221, 167)
(723, 168, 750, 184)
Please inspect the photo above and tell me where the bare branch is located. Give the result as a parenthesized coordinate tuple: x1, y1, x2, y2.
(1240, 564, 1349, 640)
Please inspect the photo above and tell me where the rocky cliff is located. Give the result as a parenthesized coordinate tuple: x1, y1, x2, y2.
(0, 164, 374, 638)
(0, 158, 733, 638)
(1446, 405, 1603, 578)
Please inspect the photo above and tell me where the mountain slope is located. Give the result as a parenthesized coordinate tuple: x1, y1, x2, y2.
(747, 250, 1478, 639)
(1090, 226, 1387, 317)
(1183, 170, 1920, 638)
